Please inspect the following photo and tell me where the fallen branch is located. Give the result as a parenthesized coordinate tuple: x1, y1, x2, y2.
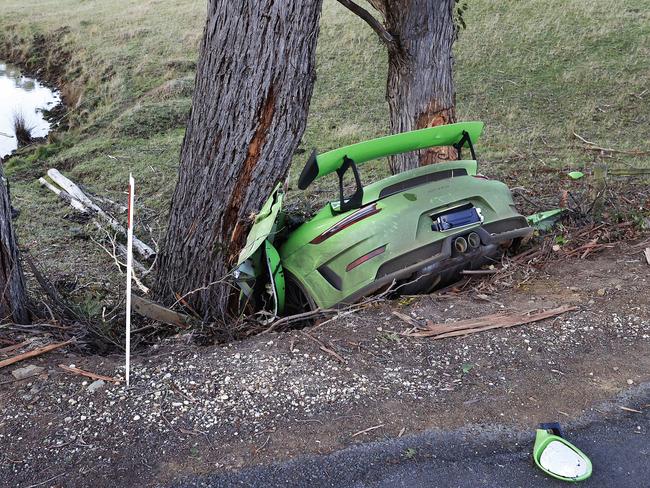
(572, 132, 650, 156)
(564, 240, 615, 258)
(0, 340, 30, 355)
(405, 306, 577, 339)
(58, 364, 120, 384)
(84, 191, 127, 214)
(644, 248, 650, 266)
(301, 331, 345, 363)
(0, 341, 71, 369)
(513, 249, 542, 263)
(46, 169, 155, 260)
(91, 221, 150, 293)
(264, 281, 395, 334)
(39, 177, 90, 213)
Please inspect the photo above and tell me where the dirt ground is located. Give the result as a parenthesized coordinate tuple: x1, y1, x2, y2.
(1, 241, 649, 487)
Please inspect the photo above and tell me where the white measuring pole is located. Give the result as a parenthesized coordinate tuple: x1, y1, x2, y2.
(125, 173, 135, 386)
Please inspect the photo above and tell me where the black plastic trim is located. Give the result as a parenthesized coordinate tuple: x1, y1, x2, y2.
(482, 216, 529, 235)
(298, 149, 319, 190)
(376, 241, 444, 279)
(377, 169, 467, 199)
(317, 264, 342, 291)
(453, 130, 477, 161)
(336, 156, 364, 212)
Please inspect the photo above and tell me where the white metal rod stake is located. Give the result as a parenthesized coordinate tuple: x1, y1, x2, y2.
(125, 174, 135, 386)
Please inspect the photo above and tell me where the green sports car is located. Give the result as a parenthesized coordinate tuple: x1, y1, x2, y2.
(235, 121, 532, 315)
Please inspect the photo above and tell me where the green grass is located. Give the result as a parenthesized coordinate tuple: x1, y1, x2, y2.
(0, 0, 648, 287)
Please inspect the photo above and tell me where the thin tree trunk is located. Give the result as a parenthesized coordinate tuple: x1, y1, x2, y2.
(0, 168, 28, 324)
(156, 1, 323, 321)
(383, 0, 457, 174)
(340, 0, 458, 174)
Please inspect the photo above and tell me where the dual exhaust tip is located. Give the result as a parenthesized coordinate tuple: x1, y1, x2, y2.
(454, 232, 481, 253)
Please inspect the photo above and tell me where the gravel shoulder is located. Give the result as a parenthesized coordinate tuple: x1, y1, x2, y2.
(177, 383, 650, 488)
(1, 245, 649, 487)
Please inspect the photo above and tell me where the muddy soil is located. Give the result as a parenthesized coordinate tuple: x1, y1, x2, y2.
(1, 244, 648, 487)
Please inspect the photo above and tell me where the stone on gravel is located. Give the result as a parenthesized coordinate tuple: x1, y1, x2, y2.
(87, 380, 106, 393)
(11, 365, 44, 380)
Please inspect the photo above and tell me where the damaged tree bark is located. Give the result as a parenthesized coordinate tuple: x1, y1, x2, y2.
(0, 168, 28, 324)
(156, 1, 323, 321)
(338, 0, 458, 173)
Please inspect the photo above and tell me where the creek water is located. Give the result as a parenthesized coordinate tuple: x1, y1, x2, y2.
(0, 61, 61, 158)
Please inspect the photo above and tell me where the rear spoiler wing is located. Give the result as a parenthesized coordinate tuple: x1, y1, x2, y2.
(298, 121, 484, 190)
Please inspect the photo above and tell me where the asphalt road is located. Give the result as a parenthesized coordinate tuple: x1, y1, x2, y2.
(176, 385, 650, 488)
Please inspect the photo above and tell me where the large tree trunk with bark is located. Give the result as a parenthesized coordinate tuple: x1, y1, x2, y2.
(338, 0, 458, 174)
(383, 0, 457, 173)
(0, 169, 28, 324)
(156, 1, 323, 321)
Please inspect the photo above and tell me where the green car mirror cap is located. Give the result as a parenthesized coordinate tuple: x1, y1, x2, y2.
(533, 426, 592, 482)
(568, 171, 585, 180)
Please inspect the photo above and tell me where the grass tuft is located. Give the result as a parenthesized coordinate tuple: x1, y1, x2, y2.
(61, 82, 84, 110)
(12, 112, 34, 147)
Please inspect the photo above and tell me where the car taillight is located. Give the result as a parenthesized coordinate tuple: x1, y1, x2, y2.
(311, 203, 381, 244)
(346, 245, 386, 271)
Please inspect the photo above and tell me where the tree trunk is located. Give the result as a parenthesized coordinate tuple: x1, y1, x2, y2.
(340, 0, 458, 174)
(383, 0, 457, 174)
(0, 168, 28, 324)
(156, 1, 323, 321)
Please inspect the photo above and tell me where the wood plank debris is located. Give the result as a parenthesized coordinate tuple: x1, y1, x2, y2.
(0, 341, 71, 369)
(644, 248, 650, 266)
(403, 305, 577, 339)
(131, 294, 193, 329)
(58, 364, 120, 384)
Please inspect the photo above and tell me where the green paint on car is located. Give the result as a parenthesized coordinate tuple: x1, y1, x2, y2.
(235, 122, 532, 314)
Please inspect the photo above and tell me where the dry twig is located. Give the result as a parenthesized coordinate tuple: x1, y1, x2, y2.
(351, 423, 384, 437)
(58, 364, 120, 383)
(0, 341, 72, 369)
(573, 132, 650, 156)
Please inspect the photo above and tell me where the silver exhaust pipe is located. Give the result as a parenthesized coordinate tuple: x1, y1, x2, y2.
(454, 236, 468, 253)
(467, 232, 481, 249)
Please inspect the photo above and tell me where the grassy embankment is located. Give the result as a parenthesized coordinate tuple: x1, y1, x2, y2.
(0, 0, 648, 313)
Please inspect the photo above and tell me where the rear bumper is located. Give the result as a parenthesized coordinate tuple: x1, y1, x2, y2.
(335, 220, 532, 308)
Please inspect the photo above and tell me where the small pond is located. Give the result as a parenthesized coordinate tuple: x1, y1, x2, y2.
(0, 61, 61, 159)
